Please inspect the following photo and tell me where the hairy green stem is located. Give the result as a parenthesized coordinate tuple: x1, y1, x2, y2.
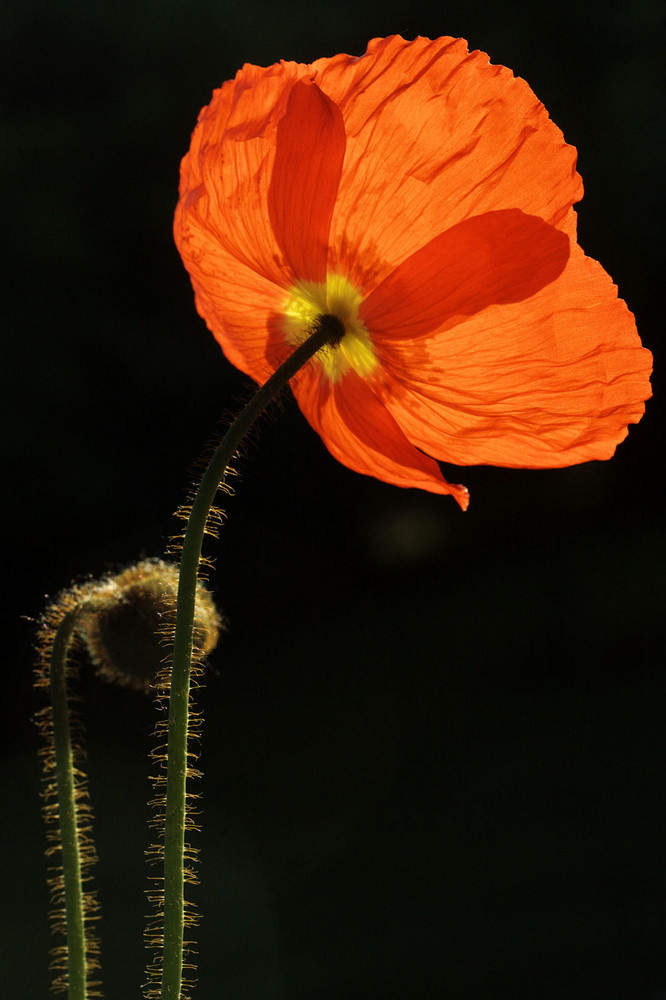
(160, 317, 344, 999)
(50, 610, 88, 1000)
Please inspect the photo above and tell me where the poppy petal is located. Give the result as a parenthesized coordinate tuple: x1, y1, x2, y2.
(268, 80, 346, 283)
(311, 35, 582, 293)
(176, 61, 326, 288)
(374, 242, 652, 467)
(292, 366, 470, 508)
(172, 211, 288, 383)
(360, 209, 570, 339)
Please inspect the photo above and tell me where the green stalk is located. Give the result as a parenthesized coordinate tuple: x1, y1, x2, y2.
(50, 610, 88, 1000)
(160, 316, 344, 999)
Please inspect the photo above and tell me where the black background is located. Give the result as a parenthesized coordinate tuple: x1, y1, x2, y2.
(2, 1, 664, 997)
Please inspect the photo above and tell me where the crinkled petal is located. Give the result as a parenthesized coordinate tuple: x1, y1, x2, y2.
(175, 70, 346, 379)
(310, 35, 582, 292)
(292, 365, 469, 507)
(373, 242, 653, 467)
(177, 36, 582, 301)
(360, 209, 570, 339)
(175, 61, 334, 289)
(268, 80, 345, 283)
(172, 212, 288, 383)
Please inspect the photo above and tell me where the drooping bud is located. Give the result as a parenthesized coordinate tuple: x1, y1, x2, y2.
(77, 559, 221, 691)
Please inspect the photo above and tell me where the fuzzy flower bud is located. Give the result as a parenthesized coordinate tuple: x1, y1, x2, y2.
(76, 559, 220, 691)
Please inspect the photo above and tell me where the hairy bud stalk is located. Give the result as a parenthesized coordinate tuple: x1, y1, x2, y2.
(34, 560, 220, 999)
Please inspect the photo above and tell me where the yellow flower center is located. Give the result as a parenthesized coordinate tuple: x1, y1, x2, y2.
(282, 274, 378, 383)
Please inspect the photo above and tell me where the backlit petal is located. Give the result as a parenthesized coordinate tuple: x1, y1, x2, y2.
(292, 366, 470, 507)
(176, 61, 319, 287)
(173, 205, 288, 382)
(374, 242, 652, 467)
(311, 35, 582, 292)
(360, 210, 570, 339)
(268, 80, 346, 283)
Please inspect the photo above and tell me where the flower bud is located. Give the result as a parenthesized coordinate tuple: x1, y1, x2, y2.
(77, 559, 220, 691)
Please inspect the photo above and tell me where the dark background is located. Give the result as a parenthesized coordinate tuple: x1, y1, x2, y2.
(2, 1, 664, 997)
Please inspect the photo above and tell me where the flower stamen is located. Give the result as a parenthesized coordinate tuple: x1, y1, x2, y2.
(283, 274, 378, 383)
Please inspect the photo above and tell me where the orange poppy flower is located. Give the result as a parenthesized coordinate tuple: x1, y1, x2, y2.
(174, 35, 652, 509)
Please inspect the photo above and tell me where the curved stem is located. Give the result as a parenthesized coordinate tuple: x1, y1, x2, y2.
(160, 317, 343, 999)
(50, 610, 88, 1000)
